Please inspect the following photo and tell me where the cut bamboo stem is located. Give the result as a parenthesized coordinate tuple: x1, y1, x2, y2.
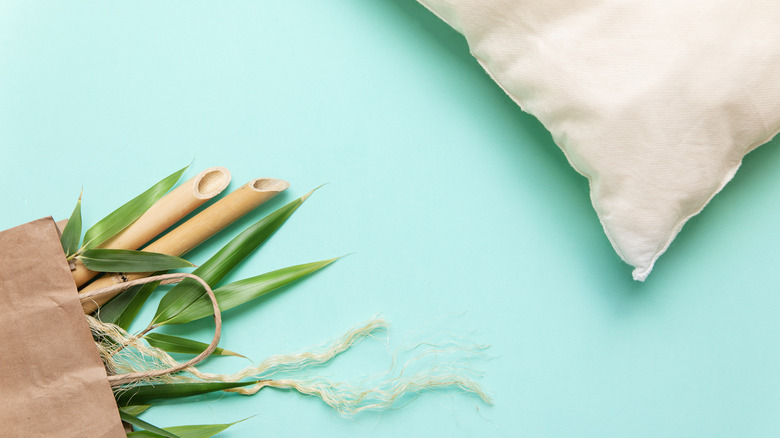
(80, 178, 290, 313)
(72, 167, 232, 287)
(142, 177, 290, 257)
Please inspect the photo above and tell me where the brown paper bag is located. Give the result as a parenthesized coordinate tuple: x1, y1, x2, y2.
(0, 217, 125, 437)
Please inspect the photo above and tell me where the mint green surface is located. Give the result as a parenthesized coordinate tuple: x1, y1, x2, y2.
(2, 2, 780, 437)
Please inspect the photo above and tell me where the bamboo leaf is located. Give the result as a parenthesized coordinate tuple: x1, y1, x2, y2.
(60, 191, 82, 256)
(82, 166, 187, 250)
(115, 381, 259, 406)
(126, 421, 242, 438)
(79, 249, 194, 273)
(145, 333, 244, 358)
(120, 405, 152, 416)
(97, 277, 162, 330)
(152, 191, 313, 325)
(119, 411, 180, 438)
(163, 258, 337, 325)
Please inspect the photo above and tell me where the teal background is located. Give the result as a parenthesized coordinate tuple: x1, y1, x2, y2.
(2, 1, 780, 436)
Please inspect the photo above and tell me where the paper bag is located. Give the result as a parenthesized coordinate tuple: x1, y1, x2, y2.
(0, 217, 125, 437)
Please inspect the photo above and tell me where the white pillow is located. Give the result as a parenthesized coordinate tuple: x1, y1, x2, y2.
(416, 0, 780, 280)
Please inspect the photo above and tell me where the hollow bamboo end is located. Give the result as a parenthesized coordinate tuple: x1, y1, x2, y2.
(193, 167, 232, 200)
(249, 178, 290, 193)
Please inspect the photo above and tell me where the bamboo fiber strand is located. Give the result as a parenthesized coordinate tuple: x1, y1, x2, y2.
(89, 314, 492, 415)
(80, 273, 222, 387)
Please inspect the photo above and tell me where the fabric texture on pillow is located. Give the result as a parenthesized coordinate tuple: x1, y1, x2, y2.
(416, 0, 780, 280)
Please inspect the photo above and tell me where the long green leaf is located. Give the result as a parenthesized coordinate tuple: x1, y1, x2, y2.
(115, 381, 258, 406)
(119, 411, 180, 438)
(120, 405, 152, 416)
(79, 249, 194, 272)
(164, 258, 337, 325)
(145, 333, 244, 357)
(98, 277, 162, 330)
(60, 191, 83, 256)
(152, 191, 313, 325)
(82, 166, 187, 250)
(126, 421, 241, 438)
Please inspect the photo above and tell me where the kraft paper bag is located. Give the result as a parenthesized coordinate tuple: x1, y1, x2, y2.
(0, 217, 125, 437)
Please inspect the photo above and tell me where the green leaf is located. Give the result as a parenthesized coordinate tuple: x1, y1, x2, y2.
(152, 191, 313, 325)
(115, 381, 259, 406)
(60, 191, 83, 256)
(126, 421, 241, 438)
(120, 405, 152, 416)
(119, 411, 180, 438)
(145, 333, 244, 358)
(82, 166, 187, 250)
(97, 277, 162, 330)
(164, 258, 337, 325)
(79, 249, 194, 273)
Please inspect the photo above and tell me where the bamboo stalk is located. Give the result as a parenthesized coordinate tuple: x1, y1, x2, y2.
(80, 178, 290, 313)
(72, 167, 231, 287)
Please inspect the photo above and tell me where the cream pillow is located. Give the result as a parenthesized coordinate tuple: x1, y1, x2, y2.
(416, 0, 780, 280)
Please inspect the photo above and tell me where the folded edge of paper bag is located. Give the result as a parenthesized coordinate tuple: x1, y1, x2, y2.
(0, 217, 125, 437)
